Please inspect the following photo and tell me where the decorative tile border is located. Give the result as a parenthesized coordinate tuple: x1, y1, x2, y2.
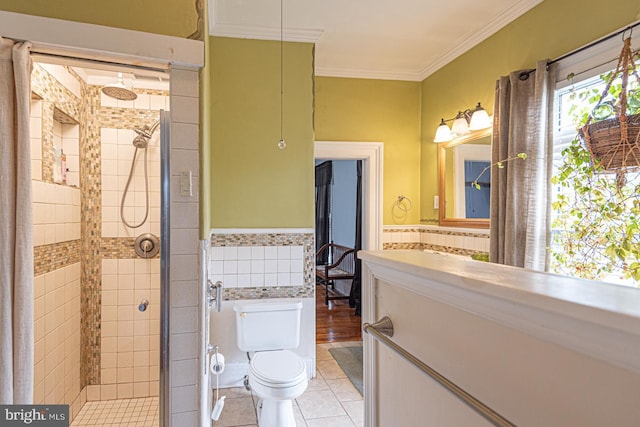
(383, 242, 423, 250)
(422, 229, 489, 238)
(210, 232, 315, 300)
(80, 84, 102, 387)
(33, 240, 81, 276)
(100, 237, 160, 259)
(382, 242, 488, 257)
(422, 244, 483, 257)
(383, 228, 423, 234)
(383, 225, 489, 256)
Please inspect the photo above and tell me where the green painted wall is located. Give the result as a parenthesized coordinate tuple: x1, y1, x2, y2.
(209, 37, 315, 228)
(315, 77, 422, 225)
(420, 0, 640, 220)
(0, 0, 197, 38)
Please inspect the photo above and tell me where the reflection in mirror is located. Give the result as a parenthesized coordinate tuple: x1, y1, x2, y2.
(439, 128, 491, 228)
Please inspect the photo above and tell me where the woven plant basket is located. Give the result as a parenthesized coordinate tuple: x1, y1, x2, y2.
(578, 36, 640, 172)
(579, 113, 640, 170)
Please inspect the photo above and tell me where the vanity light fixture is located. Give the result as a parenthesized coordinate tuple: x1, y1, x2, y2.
(433, 102, 492, 143)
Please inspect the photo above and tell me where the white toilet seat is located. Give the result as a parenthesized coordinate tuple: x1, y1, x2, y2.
(249, 350, 308, 426)
(251, 350, 307, 387)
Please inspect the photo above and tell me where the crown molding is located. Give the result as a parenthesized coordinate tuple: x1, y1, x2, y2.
(418, 0, 544, 80)
(210, 22, 323, 43)
(315, 65, 423, 82)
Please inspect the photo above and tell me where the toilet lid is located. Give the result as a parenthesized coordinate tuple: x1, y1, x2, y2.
(250, 350, 307, 386)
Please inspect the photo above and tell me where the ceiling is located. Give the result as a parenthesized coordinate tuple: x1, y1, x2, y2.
(209, 0, 543, 81)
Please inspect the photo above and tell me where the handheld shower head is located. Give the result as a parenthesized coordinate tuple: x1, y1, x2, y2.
(132, 135, 149, 148)
(134, 121, 160, 139)
(132, 121, 160, 148)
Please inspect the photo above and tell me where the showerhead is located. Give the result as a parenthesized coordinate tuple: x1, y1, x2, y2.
(132, 135, 149, 148)
(132, 121, 160, 148)
(134, 121, 160, 139)
(102, 73, 137, 101)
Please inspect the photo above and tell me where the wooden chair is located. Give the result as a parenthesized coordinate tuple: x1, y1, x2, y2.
(315, 243, 356, 305)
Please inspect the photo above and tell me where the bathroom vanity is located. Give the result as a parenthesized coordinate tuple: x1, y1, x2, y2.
(360, 250, 640, 426)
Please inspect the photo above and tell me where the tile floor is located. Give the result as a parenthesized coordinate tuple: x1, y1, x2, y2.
(71, 396, 158, 427)
(213, 341, 363, 427)
(69, 341, 362, 427)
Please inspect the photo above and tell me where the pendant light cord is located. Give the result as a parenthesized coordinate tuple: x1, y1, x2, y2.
(280, 0, 284, 143)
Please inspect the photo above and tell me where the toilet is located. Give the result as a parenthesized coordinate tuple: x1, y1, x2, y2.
(234, 300, 308, 427)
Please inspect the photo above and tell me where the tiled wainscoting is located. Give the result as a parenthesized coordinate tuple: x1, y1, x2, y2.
(207, 229, 317, 392)
(209, 229, 315, 300)
(32, 180, 84, 419)
(383, 225, 490, 256)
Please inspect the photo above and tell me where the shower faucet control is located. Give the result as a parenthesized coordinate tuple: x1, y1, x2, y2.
(139, 299, 149, 312)
(134, 233, 160, 258)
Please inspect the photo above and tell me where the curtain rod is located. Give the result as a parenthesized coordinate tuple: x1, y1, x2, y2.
(519, 20, 640, 80)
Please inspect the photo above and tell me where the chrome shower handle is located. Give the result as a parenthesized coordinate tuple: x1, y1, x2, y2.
(208, 280, 223, 312)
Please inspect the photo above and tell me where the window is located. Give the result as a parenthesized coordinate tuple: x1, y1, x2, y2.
(550, 56, 640, 286)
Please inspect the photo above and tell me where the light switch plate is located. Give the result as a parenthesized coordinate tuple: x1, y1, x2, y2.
(433, 195, 439, 209)
(180, 171, 193, 197)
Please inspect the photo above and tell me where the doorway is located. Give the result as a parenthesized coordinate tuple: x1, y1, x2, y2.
(314, 141, 383, 344)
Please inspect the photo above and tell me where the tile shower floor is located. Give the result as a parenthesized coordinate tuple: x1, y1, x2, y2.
(71, 397, 158, 427)
(70, 341, 362, 427)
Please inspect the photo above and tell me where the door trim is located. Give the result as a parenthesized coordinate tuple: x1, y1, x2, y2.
(314, 141, 383, 251)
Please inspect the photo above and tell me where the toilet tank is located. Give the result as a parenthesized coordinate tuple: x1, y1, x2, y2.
(234, 300, 303, 352)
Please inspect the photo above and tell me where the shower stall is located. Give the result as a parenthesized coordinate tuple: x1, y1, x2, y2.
(30, 60, 168, 425)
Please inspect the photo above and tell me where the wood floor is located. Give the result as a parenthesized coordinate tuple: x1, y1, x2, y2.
(315, 285, 362, 343)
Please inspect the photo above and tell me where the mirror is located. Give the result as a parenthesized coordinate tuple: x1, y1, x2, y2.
(438, 128, 491, 228)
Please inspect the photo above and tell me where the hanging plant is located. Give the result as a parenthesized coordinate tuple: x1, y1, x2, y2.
(578, 36, 640, 173)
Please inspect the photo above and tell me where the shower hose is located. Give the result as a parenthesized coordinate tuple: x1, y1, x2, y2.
(120, 146, 150, 228)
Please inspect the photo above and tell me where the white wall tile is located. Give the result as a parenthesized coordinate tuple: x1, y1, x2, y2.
(170, 96, 199, 124)
(277, 246, 291, 259)
(277, 273, 290, 286)
(237, 274, 251, 288)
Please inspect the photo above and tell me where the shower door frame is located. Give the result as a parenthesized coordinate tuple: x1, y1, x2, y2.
(0, 10, 204, 427)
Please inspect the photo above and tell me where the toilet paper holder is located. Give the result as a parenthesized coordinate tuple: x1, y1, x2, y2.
(210, 345, 225, 374)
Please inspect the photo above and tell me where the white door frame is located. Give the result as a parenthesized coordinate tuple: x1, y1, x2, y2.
(314, 141, 383, 251)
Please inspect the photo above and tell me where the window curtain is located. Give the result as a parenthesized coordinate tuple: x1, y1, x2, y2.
(490, 60, 556, 270)
(0, 37, 34, 404)
(315, 161, 332, 265)
(349, 161, 362, 316)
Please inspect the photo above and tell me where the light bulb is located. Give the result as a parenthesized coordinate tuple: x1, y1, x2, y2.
(434, 119, 452, 143)
(451, 111, 469, 136)
(469, 102, 491, 130)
